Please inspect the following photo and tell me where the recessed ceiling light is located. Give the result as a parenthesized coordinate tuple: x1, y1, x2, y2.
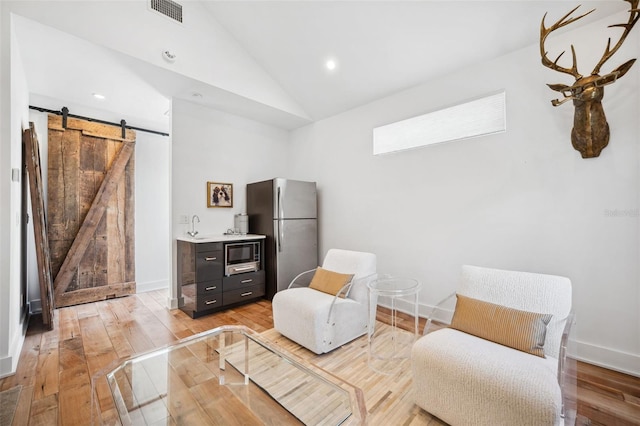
(92, 93, 106, 100)
(326, 59, 337, 71)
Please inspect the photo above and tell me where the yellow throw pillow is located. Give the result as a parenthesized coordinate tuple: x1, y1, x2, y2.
(450, 294, 552, 358)
(308, 267, 354, 296)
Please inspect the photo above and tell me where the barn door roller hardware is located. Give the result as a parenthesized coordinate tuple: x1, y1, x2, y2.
(28, 105, 170, 137)
(61, 106, 69, 129)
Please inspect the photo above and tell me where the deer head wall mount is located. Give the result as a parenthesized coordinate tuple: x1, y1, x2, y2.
(540, 0, 639, 158)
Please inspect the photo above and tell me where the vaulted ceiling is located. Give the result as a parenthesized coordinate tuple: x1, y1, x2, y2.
(201, 1, 625, 120)
(12, 1, 627, 132)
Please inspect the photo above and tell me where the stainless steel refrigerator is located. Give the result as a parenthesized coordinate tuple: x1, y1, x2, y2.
(247, 178, 318, 299)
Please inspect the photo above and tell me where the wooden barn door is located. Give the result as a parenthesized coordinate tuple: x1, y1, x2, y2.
(47, 115, 136, 308)
(24, 124, 55, 328)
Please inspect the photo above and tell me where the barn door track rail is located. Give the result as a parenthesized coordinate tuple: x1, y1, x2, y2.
(29, 105, 170, 137)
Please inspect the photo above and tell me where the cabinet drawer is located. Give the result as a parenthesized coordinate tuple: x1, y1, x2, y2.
(196, 242, 223, 253)
(198, 280, 222, 295)
(223, 270, 265, 292)
(224, 284, 265, 305)
(196, 250, 223, 281)
(197, 294, 222, 311)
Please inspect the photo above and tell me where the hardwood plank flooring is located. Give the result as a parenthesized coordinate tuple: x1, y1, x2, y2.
(1, 290, 638, 425)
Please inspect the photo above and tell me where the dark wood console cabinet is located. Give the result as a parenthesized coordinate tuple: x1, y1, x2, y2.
(177, 240, 265, 318)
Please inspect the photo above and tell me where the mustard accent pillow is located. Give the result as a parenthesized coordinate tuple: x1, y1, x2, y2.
(450, 294, 553, 358)
(309, 267, 354, 296)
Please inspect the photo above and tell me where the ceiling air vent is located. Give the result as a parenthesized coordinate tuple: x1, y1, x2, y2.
(150, 0, 183, 23)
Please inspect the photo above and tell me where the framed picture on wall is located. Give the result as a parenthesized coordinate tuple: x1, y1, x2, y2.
(207, 182, 233, 208)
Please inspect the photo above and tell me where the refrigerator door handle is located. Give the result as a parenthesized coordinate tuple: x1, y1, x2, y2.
(277, 186, 283, 252)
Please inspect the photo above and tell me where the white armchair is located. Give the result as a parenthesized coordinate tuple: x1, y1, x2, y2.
(272, 249, 377, 354)
(412, 265, 576, 426)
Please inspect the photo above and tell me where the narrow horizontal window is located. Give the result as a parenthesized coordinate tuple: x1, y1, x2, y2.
(373, 91, 506, 155)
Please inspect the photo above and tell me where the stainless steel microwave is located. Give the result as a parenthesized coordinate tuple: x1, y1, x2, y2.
(225, 241, 261, 276)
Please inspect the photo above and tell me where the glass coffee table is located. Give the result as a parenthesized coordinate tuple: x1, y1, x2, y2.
(91, 325, 364, 425)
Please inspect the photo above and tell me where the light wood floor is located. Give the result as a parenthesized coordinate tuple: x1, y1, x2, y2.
(1, 290, 639, 425)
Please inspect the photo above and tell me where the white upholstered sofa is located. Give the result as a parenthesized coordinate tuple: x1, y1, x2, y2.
(272, 249, 377, 354)
(412, 265, 575, 426)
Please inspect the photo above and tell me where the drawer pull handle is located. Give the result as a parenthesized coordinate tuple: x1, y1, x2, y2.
(240, 292, 253, 297)
(205, 286, 217, 291)
(205, 300, 218, 305)
(241, 279, 253, 284)
(205, 257, 217, 261)
(233, 265, 255, 272)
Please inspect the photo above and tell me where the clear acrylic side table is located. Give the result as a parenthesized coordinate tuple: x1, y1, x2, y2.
(367, 276, 421, 374)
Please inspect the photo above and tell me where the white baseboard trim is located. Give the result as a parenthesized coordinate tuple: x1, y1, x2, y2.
(378, 298, 640, 378)
(574, 340, 640, 378)
(168, 296, 181, 310)
(0, 318, 28, 378)
(136, 279, 169, 294)
(0, 355, 15, 379)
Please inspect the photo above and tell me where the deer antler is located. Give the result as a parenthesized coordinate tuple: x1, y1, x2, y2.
(540, 5, 595, 79)
(591, 0, 640, 75)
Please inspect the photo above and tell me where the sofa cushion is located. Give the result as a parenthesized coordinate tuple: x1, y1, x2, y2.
(450, 294, 552, 357)
(308, 267, 354, 296)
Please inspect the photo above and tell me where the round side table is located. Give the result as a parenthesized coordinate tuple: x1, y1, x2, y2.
(367, 276, 421, 374)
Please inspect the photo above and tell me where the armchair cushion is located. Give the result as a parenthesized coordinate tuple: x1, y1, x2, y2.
(412, 328, 562, 426)
(450, 294, 553, 357)
(308, 267, 354, 296)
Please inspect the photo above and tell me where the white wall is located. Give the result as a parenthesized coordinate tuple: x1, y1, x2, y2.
(134, 130, 171, 293)
(170, 99, 289, 306)
(0, 11, 30, 378)
(288, 14, 640, 376)
(0, 2, 12, 378)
